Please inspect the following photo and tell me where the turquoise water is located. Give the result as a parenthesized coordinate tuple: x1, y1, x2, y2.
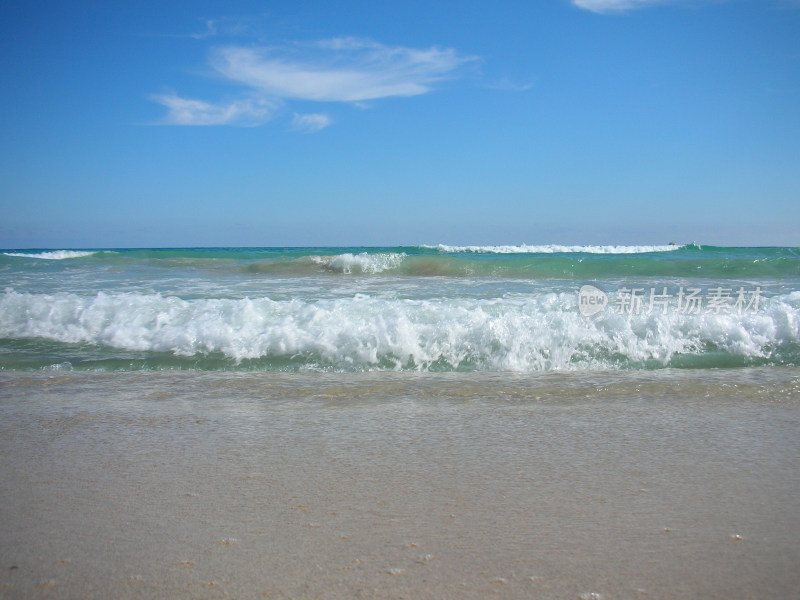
(1, 244, 799, 371)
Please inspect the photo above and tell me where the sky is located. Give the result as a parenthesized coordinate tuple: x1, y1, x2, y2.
(1, 0, 799, 248)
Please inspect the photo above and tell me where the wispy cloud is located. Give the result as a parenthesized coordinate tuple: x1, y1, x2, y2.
(484, 77, 534, 92)
(212, 39, 473, 102)
(572, 0, 683, 13)
(574, 0, 800, 13)
(152, 36, 477, 129)
(292, 113, 332, 133)
(150, 94, 275, 126)
(189, 19, 217, 40)
(186, 15, 262, 40)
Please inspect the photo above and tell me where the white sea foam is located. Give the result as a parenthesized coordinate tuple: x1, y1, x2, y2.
(427, 244, 683, 254)
(2, 250, 98, 260)
(1, 290, 797, 371)
(311, 252, 406, 274)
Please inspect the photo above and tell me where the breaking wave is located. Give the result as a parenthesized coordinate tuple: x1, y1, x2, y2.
(310, 252, 407, 274)
(427, 244, 686, 254)
(3, 250, 100, 260)
(1, 289, 797, 372)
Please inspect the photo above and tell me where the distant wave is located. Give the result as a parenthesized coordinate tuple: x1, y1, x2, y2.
(3, 250, 99, 260)
(309, 252, 407, 274)
(426, 244, 685, 254)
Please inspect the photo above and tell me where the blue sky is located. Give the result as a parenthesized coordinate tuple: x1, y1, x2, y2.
(1, 0, 799, 248)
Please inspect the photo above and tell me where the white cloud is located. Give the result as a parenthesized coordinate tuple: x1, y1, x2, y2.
(189, 19, 217, 40)
(572, 0, 676, 13)
(186, 15, 257, 40)
(291, 113, 332, 133)
(152, 36, 476, 128)
(573, 0, 800, 14)
(210, 39, 474, 102)
(485, 77, 534, 92)
(150, 94, 275, 126)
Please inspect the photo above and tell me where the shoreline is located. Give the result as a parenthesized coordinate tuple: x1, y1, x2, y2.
(1, 368, 799, 599)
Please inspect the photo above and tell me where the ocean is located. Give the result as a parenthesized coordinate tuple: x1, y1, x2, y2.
(1, 244, 798, 372)
(2, 244, 800, 599)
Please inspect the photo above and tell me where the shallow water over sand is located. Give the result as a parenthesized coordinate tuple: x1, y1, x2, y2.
(1, 368, 799, 598)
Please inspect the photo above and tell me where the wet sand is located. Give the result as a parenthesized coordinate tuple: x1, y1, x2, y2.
(1, 369, 799, 599)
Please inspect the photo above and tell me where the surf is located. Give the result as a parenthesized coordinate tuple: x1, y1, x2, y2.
(2, 288, 798, 372)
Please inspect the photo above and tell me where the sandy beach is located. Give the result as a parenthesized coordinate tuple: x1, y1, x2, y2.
(1, 368, 799, 599)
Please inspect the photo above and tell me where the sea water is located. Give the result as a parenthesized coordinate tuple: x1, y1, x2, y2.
(1, 244, 798, 372)
(2, 244, 800, 599)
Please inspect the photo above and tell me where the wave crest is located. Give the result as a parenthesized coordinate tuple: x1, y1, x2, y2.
(3, 250, 99, 260)
(310, 252, 406, 274)
(1, 290, 797, 372)
(427, 244, 684, 254)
